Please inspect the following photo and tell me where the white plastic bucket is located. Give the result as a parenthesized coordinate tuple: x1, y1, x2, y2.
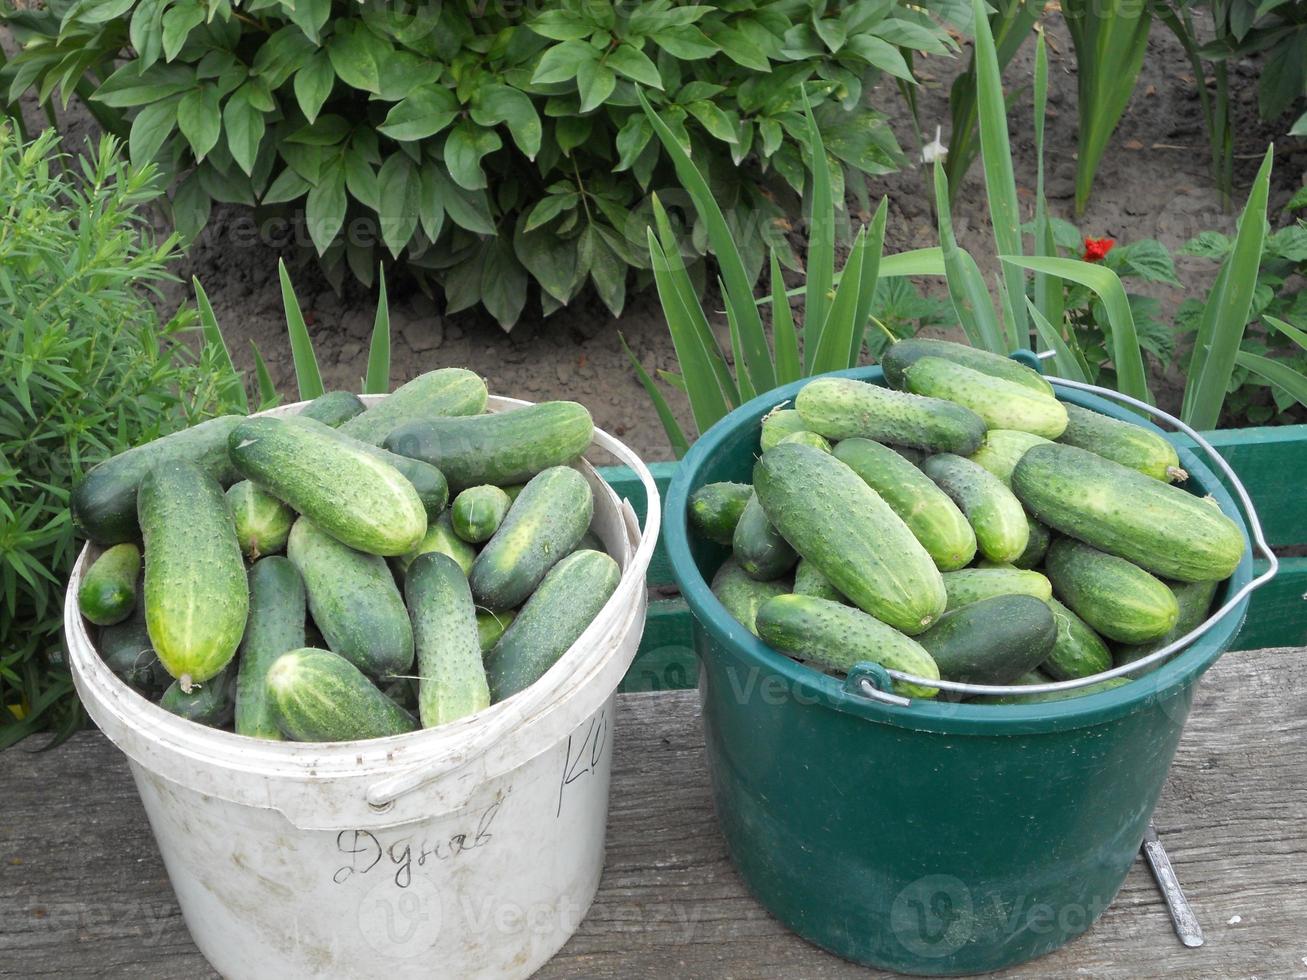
(65, 394, 660, 979)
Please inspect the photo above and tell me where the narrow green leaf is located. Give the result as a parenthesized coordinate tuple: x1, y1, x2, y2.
(364, 266, 391, 394)
(250, 340, 279, 408)
(722, 277, 757, 402)
(620, 333, 691, 458)
(809, 228, 867, 374)
(770, 250, 801, 384)
(192, 277, 248, 413)
(1235, 351, 1307, 409)
(935, 161, 1004, 352)
(1031, 31, 1063, 344)
(277, 259, 325, 400)
(849, 197, 888, 365)
(802, 96, 833, 371)
(879, 247, 945, 278)
(1024, 297, 1090, 383)
(1265, 315, 1307, 352)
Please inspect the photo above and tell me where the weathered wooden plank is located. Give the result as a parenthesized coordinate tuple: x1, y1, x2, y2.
(2, 647, 1303, 979)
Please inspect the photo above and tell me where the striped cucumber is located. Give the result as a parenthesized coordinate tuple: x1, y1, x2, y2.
(486, 550, 620, 701)
(753, 444, 945, 634)
(160, 668, 234, 727)
(1045, 538, 1179, 643)
(794, 558, 844, 602)
(795, 377, 986, 455)
(689, 482, 753, 545)
(139, 462, 248, 690)
(732, 492, 798, 582)
(1059, 402, 1184, 482)
(833, 438, 976, 571)
(942, 566, 1052, 610)
(1012, 442, 1244, 582)
(1014, 517, 1051, 569)
(915, 595, 1057, 685)
(969, 430, 1052, 486)
(470, 466, 593, 609)
(711, 558, 791, 636)
(760, 408, 808, 451)
(226, 481, 293, 561)
(299, 390, 366, 427)
(921, 454, 1029, 564)
(234, 557, 306, 741)
(406, 553, 490, 727)
(398, 512, 477, 576)
(385, 401, 594, 490)
(1043, 597, 1113, 680)
(755, 594, 940, 698)
(904, 358, 1068, 438)
(451, 485, 512, 544)
(266, 648, 418, 741)
(1115, 579, 1218, 677)
(338, 368, 487, 444)
(286, 518, 414, 678)
(476, 609, 518, 653)
(78, 543, 140, 626)
(881, 338, 1054, 396)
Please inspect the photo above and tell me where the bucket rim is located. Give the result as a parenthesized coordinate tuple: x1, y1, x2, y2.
(663, 365, 1255, 735)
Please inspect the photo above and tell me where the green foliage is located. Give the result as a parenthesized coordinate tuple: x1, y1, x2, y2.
(0, 127, 245, 746)
(1199, 0, 1307, 138)
(1, 0, 952, 330)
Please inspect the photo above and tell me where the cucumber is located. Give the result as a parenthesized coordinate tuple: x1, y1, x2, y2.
(383, 677, 418, 712)
(915, 595, 1057, 685)
(234, 557, 306, 741)
(755, 594, 940, 698)
(98, 600, 168, 694)
(286, 518, 414, 678)
(266, 648, 418, 741)
(230, 416, 426, 556)
(476, 609, 517, 653)
(1045, 538, 1180, 643)
(777, 430, 832, 452)
(576, 529, 606, 555)
(384, 401, 594, 490)
(689, 481, 753, 545)
(972, 673, 1129, 704)
(754, 444, 946, 634)
(904, 357, 1068, 438)
(760, 408, 808, 451)
(72, 415, 243, 545)
(921, 454, 1029, 564)
(451, 485, 512, 544)
(969, 430, 1052, 486)
(501, 483, 526, 502)
(486, 549, 620, 701)
(1013, 517, 1051, 569)
(406, 553, 490, 727)
(833, 438, 976, 571)
(299, 390, 366, 427)
(470, 466, 593, 609)
(1059, 402, 1184, 482)
(160, 667, 234, 727)
(794, 558, 844, 602)
(226, 481, 293, 561)
(78, 543, 140, 626)
(1012, 442, 1244, 582)
(892, 445, 925, 465)
(711, 558, 791, 636)
(1115, 579, 1219, 678)
(732, 492, 798, 582)
(942, 566, 1052, 610)
(795, 377, 986, 455)
(397, 512, 477, 576)
(338, 368, 487, 444)
(1043, 597, 1113, 680)
(139, 462, 248, 690)
(881, 338, 1055, 396)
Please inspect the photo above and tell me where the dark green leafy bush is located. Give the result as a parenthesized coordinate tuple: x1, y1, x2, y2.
(0, 127, 243, 747)
(1, 0, 953, 327)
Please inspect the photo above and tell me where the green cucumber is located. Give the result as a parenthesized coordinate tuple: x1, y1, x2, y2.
(1043, 597, 1113, 680)
(689, 482, 753, 545)
(1059, 403, 1184, 482)
(230, 416, 426, 556)
(72, 415, 243, 545)
(711, 558, 791, 636)
(833, 438, 976, 571)
(1115, 579, 1219, 677)
(470, 466, 593, 609)
(576, 529, 607, 555)
(384, 401, 594, 490)
(398, 512, 477, 576)
(139, 462, 248, 690)
(755, 594, 940, 698)
(921, 454, 1029, 564)
(338, 368, 487, 444)
(881, 338, 1055, 396)
(972, 672, 1129, 704)
(1013, 517, 1051, 569)
(406, 553, 490, 727)
(904, 357, 1068, 438)
(1013, 442, 1244, 582)
(226, 481, 293, 561)
(969, 430, 1052, 486)
(754, 444, 945, 634)
(1045, 538, 1179, 643)
(266, 648, 418, 741)
(967, 670, 1052, 702)
(942, 566, 1052, 610)
(486, 549, 620, 701)
(78, 543, 140, 626)
(476, 609, 517, 653)
(760, 408, 808, 451)
(795, 377, 986, 455)
(234, 557, 306, 741)
(501, 483, 526, 502)
(794, 558, 844, 602)
(451, 485, 512, 544)
(299, 390, 366, 427)
(98, 600, 168, 694)
(732, 492, 799, 582)
(160, 668, 234, 727)
(915, 595, 1057, 685)
(286, 518, 414, 678)
(777, 430, 832, 452)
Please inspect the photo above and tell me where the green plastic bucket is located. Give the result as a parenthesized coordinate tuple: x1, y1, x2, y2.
(663, 365, 1259, 975)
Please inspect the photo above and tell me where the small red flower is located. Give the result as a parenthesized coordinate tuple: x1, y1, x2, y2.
(1082, 237, 1116, 262)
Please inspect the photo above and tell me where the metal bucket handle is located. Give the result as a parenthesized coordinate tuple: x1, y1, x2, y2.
(853, 376, 1280, 706)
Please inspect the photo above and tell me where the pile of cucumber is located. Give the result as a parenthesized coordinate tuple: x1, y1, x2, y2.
(691, 339, 1243, 703)
(74, 368, 620, 741)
